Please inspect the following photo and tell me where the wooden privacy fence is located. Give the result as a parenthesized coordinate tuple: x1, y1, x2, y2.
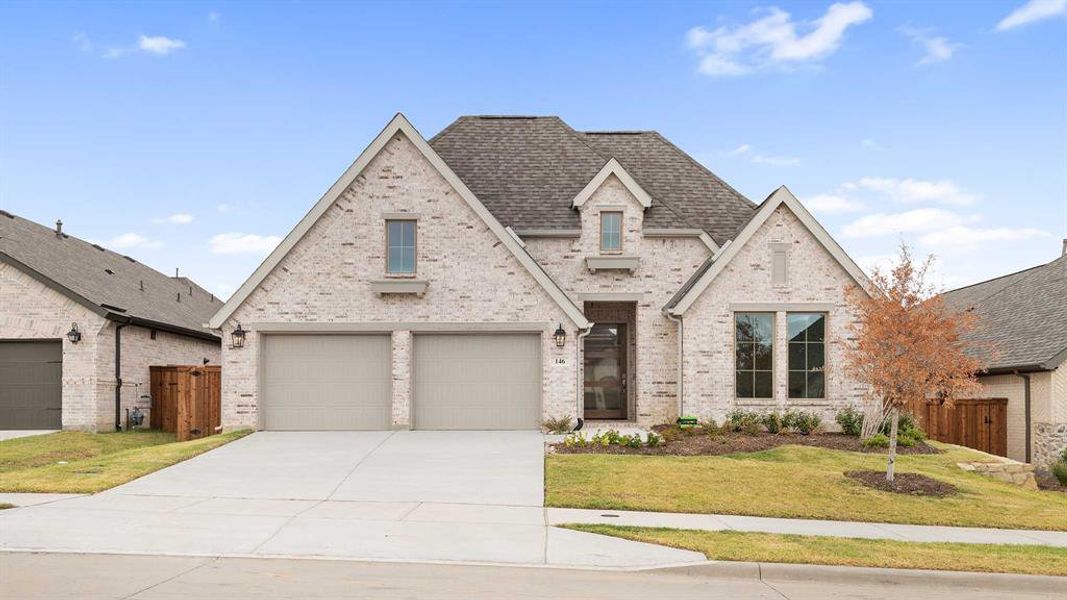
(150, 365, 221, 442)
(910, 398, 1008, 457)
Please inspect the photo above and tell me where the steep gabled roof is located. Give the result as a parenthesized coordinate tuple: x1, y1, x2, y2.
(0, 211, 221, 339)
(942, 254, 1067, 372)
(208, 114, 591, 330)
(428, 116, 756, 245)
(664, 187, 873, 315)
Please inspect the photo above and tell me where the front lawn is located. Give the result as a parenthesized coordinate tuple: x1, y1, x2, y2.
(0, 430, 251, 493)
(546, 442, 1067, 530)
(564, 525, 1067, 576)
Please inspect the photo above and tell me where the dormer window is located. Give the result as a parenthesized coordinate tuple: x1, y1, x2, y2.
(386, 220, 417, 274)
(600, 211, 622, 252)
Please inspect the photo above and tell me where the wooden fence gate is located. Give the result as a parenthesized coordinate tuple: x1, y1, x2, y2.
(149, 365, 221, 442)
(911, 398, 1008, 457)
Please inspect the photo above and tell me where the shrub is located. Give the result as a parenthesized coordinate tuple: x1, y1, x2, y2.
(835, 407, 864, 436)
(542, 415, 574, 434)
(761, 412, 783, 434)
(782, 410, 821, 435)
(741, 419, 763, 436)
(1052, 460, 1067, 487)
(624, 434, 643, 449)
(562, 432, 588, 448)
(1060, 447, 1067, 464)
(659, 426, 682, 443)
(727, 409, 762, 433)
(700, 420, 722, 436)
(646, 432, 662, 447)
(862, 433, 890, 449)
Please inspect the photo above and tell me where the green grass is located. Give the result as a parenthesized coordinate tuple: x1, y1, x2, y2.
(546, 442, 1067, 531)
(0, 430, 251, 493)
(564, 525, 1067, 576)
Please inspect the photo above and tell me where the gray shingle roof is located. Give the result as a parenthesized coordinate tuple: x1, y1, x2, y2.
(942, 254, 1067, 371)
(0, 211, 221, 339)
(429, 116, 756, 245)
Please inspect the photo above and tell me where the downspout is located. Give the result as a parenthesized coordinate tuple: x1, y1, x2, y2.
(666, 311, 684, 420)
(575, 326, 592, 431)
(114, 319, 131, 431)
(1014, 371, 1032, 463)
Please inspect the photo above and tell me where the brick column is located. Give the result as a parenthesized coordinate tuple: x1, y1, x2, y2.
(391, 330, 412, 429)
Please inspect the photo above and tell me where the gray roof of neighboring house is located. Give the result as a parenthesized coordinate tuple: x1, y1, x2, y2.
(942, 254, 1067, 372)
(0, 211, 222, 340)
(429, 116, 757, 245)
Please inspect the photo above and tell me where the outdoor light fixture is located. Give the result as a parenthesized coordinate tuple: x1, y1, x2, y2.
(554, 323, 567, 348)
(230, 323, 247, 349)
(66, 322, 82, 344)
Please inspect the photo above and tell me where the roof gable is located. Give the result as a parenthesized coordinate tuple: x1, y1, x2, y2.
(665, 186, 872, 315)
(209, 114, 591, 330)
(571, 158, 652, 209)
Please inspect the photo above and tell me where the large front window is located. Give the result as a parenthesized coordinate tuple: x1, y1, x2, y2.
(788, 313, 825, 398)
(735, 313, 773, 399)
(386, 220, 416, 274)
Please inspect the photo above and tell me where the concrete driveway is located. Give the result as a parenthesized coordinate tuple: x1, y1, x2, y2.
(0, 431, 702, 569)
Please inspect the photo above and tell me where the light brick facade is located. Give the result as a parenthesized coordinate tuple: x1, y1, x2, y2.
(1, 261, 221, 432)
(220, 133, 580, 430)
(969, 368, 1067, 465)
(680, 205, 867, 425)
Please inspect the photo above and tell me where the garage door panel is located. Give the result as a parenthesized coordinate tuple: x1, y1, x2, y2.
(414, 334, 540, 430)
(262, 335, 390, 431)
(0, 341, 62, 430)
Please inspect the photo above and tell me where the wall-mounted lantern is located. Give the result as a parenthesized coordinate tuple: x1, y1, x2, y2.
(66, 322, 82, 344)
(230, 323, 247, 349)
(554, 323, 567, 348)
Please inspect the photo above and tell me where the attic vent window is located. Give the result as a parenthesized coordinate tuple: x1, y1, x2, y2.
(770, 242, 790, 285)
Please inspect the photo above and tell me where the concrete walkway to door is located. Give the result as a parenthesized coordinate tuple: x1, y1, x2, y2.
(0, 431, 703, 568)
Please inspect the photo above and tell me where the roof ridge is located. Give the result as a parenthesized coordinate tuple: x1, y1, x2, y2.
(944, 260, 1050, 298)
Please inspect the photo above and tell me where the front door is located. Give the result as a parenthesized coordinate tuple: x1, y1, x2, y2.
(583, 322, 628, 420)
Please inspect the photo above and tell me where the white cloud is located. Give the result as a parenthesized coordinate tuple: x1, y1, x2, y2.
(208, 11, 222, 23)
(996, 0, 1066, 31)
(752, 153, 800, 166)
(209, 232, 281, 255)
(803, 193, 865, 214)
(138, 35, 186, 55)
(216, 203, 232, 213)
(152, 213, 194, 225)
(724, 143, 799, 166)
(861, 138, 880, 150)
(919, 226, 1050, 247)
(686, 2, 873, 76)
(899, 26, 960, 65)
(843, 177, 979, 206)
(95, 232, 164, 249)
(842, 208, 975, 238)
(72, 32, 93, 52)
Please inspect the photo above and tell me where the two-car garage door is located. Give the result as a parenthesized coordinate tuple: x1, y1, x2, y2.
(261, 334, 540, 431)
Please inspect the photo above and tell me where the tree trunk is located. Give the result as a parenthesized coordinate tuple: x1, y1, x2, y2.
(886, 407, 900, 482)
(862, 395, 887, 440)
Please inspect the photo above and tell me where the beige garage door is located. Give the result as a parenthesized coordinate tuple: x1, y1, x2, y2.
(413, 334, 541, 430)
(262, 335, 391, 430)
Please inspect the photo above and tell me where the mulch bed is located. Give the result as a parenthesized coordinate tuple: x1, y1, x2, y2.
(845, 470, 958, 497)
(552, 429, 941, 457)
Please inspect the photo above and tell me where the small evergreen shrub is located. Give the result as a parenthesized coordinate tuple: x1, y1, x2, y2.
(862, 433, 890, 449)
(762, 412, 783, 434)
(645, 432, 662, 447)
(1052, 460, 1067, 487)
(835, 407, 864, 437)
(727, 409, 762, 432)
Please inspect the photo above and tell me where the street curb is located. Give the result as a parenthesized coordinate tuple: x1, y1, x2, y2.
(659, 560, 1066, 593)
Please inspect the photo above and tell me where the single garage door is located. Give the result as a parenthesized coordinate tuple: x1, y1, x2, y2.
(413, 334, 540, 430)
(262, 335, 391, 430)
(0, 340, 62, 430)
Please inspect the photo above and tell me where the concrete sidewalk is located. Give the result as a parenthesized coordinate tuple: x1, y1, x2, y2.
(547, 507, 1067, 547)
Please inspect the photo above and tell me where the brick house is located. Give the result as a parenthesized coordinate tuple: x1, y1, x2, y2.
(210, 114, 872, 431)
(0, 213, 222, 431)
(943, 246, 1067, 466)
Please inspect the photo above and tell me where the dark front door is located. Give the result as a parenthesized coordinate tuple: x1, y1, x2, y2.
(583, 323, 628, 420)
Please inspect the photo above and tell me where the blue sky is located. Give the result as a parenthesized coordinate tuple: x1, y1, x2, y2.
(1, 1, 1064, 298)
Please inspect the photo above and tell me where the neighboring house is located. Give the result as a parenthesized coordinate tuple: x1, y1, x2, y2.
(0, 213, 222, 431)
(210, 114, 872, 432)
(943, 245, 1067, 465)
